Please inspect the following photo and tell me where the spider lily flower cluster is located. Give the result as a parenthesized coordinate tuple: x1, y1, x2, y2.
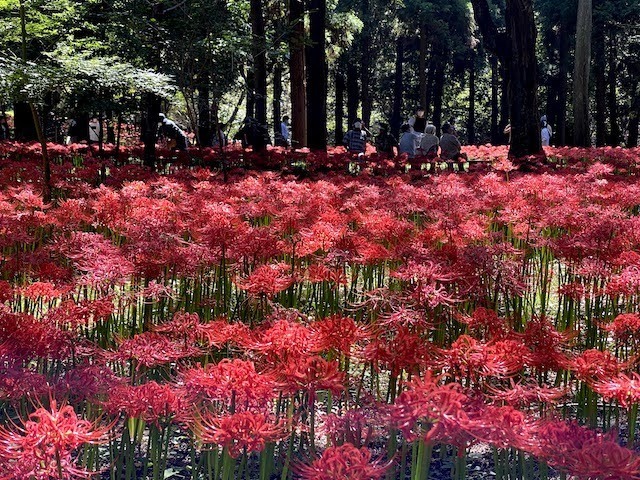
(1, 144, 640, 479)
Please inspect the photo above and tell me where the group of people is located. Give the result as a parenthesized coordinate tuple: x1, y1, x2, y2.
(343, 107, 468, 172)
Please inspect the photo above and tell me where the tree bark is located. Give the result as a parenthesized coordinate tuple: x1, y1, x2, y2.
(360, 0, 372, 126)
(273, 64, 283, 142)
(335, 66, 345, 144)
(468, 54, 476, 144)
(505, 0, 542, 158)
(142, 93, 162, 168)
(628, 81, 640, 147)
(593, 26, 606, 146)
(289, 0, 306, 148)
(573, 0, 592, 147)
(490, 56, 500, 144)
(306, 0, 327, 150)
(432, 55, 445, 135)
(198, 81, 211, 147)
(13, 102, 37, 141)
(608, 29, 620, 146)
(556, 22, 569, 145)
(250, 0, 267, 125)
(419, 24, 428, 109)
(347, 60, 359, 129)
(391, 37, 404, 139)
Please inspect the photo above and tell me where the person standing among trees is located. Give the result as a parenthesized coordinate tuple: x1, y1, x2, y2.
(89, 117, 101, 144)
(276, 115, 290, 147)
(540, 115, 553, 146)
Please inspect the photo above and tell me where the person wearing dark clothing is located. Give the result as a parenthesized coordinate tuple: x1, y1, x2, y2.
(440, 122, 467, 172)
(236, 118, 270, 152)
(158, 113, 189, 151)
(375, 123, 398, 155)
(409, 107, 427, 134)
(0, 116, 9, 141)
(211, 123, 228, 149)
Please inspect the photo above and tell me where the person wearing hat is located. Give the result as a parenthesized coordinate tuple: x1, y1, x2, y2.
(343, 121, 368, 154)
(540, 115, 553, 146)
(374, 123, 398, 156)
(440, 122, 467, 172)
(158, 113, 189, 151)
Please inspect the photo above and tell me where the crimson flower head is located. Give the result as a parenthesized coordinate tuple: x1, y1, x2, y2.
(278, 355, 345, 400)
(0, 400, 111, 479)
(195, 411, 285, 458)
(294, 443, 389, 480)
(236, 262, 294, 297)
(311, 315, 369, 356)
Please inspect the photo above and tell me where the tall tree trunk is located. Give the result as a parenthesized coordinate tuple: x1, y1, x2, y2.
(198, 81, 211, 147)
(142, 93, 162, 168)
(289, 0, 306, 147)
(500, 64, 509, 134)
(573, 0, 592, 147)
(425, 57, 435, 117)
(250, 0, 267, 125)
(608, 29, 619, 146)
(505, 0, 542, 158)
(306, 0, 327, 150)
(432, 55, 445, 135)
(468, 55, 476, 144)
(246, 67, 255, 119)
(419, 24, 428, 109)
(628, 81, 640, 147)
(391, 37, 404, 139)
(335, 67, 345, 144)
(13, 102, 37, 141)
(490, 56, 500, 144)
(273, 64, 283, 142)
(593, 26, 606, 146)
(347, 60, 359, 129)
(360, 0, 372, 126)
(556, 22, 569, 145)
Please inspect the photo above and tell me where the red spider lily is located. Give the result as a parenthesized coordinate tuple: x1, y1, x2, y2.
(605, 313, 640, 342)
(294, 443, 389, 480)
(360, 326, 433, 377)
(250, 319, 313, 362)
(236, 262, 295, 297)
(20, 281, 69, 300)
(444, 335, 529, 380)
(570, 349, 624, 383)
(310, 315, 370, 355)
(104, 382, 185, 424)
(591, 373, 640, 408)
(114, 331, 202, 368)
(0, 400, 111, 479)
(278, 355, 345, 401)
(321, 407, 385, 448)
(0, 366, 49, 403)
(388, 372, 468, 442)
(459, 402, 532, 451)
(195, 411, 286, 458)
(44, 297, 114, 329)
(0, 310, 74, 360)
(522, 316, 572, 371)
(56, 363, 123, 403)
(530, 421, 640, 480)
(56, 232, 135, 287)
(153, 311, 202, 343)
(456, 307, 510, 340)
(179, 359, 275, 409)
(486, 379, 567, 407)
(197, 318, 255, 348)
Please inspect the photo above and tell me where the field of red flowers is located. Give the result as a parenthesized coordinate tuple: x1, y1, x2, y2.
(2, 142, 640, 479)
